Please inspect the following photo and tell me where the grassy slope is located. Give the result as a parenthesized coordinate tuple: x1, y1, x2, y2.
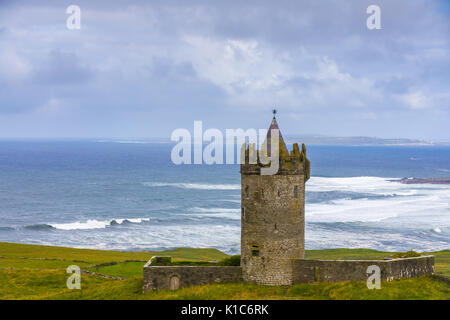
(0, 242, 448, 300)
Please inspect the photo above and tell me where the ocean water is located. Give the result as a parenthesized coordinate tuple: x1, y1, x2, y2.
(0, 140, 449, 254)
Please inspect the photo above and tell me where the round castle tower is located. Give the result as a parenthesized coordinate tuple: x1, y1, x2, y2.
(240, 114, 310, 285)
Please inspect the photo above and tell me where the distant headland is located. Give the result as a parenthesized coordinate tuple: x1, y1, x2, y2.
(92, 135, 450, 146)
(285, 135, 444, 146)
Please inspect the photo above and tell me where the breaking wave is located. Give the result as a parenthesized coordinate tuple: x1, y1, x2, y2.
(25, 218, 152, 231)
(305, 177, 450, 224)
(0, 226, 16, 232)
(143, 182, 240, 190)
(24, 224, 55, 230)
(5, 176, 449, 252)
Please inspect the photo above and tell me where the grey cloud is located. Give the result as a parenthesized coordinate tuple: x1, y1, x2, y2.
(0, 0, 448, 139)
(33, 50, 94, 85)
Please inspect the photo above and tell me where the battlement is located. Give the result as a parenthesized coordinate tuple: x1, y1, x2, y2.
(240, 142, 310, 180)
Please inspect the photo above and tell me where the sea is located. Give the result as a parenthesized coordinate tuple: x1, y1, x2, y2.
(0, 140, 449, 254)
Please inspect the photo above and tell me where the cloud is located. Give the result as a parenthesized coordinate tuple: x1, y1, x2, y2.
(398, 90, 433, 110)
(0, 0, 448, 139)
(33, 50, 94, 85)
(177, 36, 382, 111)
(0, 48, 31, 83)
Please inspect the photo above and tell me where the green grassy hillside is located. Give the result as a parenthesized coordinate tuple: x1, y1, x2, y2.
(0, 242, 448, 300)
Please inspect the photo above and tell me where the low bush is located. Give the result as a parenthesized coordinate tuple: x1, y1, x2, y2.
(391, 250, 421, 259)
(217, 255, 241, 266)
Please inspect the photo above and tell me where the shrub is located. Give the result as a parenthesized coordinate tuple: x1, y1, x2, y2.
(217, 255, 241, 266)
(150, 256, 172, 266)
(391, 250, 421, 259)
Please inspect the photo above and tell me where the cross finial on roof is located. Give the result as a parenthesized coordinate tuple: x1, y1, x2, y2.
(272, 108, 277, 118)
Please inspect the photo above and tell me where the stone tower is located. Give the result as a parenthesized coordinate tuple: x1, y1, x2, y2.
(240, 114, 310, 285)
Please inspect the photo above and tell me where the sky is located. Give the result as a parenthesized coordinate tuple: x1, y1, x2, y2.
(0, 0, 449, 140)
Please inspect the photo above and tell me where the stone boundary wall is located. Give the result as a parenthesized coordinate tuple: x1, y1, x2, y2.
(143, 256, 434, 291)
(291, 255, 434, 284)
(143, 265, 243, 291)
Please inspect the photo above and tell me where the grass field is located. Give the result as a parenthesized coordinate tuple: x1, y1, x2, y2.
(0, 242, 448, 300)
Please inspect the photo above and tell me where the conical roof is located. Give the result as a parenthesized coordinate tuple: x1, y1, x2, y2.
(263, 115, 289, 156)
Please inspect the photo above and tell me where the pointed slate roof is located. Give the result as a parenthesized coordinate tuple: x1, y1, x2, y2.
(263, 115, 289, 156)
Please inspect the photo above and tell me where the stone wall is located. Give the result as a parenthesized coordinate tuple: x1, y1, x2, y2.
(291, 255, 435, 284)
(143, 256, 434, 291)
(143, 265, 242, 291)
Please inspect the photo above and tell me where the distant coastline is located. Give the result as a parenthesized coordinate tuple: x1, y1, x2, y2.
(93, 135, 448, 146)
(286, 135, 447, 146)
(0, 135, 449, 146)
